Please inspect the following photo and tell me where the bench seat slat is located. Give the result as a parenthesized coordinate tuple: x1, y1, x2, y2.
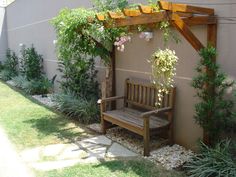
(103, 108, 170, 130)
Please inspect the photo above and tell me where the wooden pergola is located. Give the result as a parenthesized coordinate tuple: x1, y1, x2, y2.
(95, 1, 217, 144)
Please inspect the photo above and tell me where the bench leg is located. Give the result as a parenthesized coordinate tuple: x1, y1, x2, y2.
(168, 112, 174, 145)
(101, 117, 108, 134)
(143, 118, 150, 156)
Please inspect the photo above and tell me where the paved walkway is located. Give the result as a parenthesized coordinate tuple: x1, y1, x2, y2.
(20, 135, 138, 171)
(0, 127, 34, 177)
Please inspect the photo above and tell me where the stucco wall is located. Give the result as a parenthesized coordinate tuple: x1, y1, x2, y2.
(5, 0, 93, 87)
(4, 0, 236, 150)
(0, 7, 8, 61)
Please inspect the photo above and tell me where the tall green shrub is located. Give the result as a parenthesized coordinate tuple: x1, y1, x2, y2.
(0, 49, 18, 80)
(24, 45, 43, 80)
(192, 46, 236, 144)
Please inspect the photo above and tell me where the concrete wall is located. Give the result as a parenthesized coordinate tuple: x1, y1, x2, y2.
(4, 0, 236, 150)
(5, 0, 93, 86)
(0, 7, 8, 61)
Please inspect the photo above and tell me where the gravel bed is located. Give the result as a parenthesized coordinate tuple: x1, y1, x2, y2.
(88, 124, 194, 170)
(6, 80, 17, 87)
(32, 94, 55, 107)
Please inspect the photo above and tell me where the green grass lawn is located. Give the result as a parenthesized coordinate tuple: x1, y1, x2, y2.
(0, 81, 185, 177)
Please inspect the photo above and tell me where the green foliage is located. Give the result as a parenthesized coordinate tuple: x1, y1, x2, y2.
(185, 140, 236, 177)
(23, 45, 43, 80)
(12, 75, 53, 95)
(11, 75, 27, 88)
(0, 70, 14, 81)
(58, 57, 99, 99)
(0, 49, 18, 81)
(192, 46, 236, 144)
(0, 61, 4, 71)
(52, 91, 100, 124)
(92, 0, 129, 11)
(149, 48, 178, 106)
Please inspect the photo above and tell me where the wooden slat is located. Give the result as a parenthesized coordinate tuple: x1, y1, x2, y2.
(173, 14, 204, 51)
(182, 16, 217, 26)
(106, 11, 167, 28)
(108, 11, 125, 19)
(96, 14, 105, 21)
(123, 9, 141, 17)
(159, 1, 214, 15)
(139, 5, 153, 14)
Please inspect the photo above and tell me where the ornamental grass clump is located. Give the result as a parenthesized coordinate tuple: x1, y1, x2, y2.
(149, 48, 178, 106)
(185, 140, 236, 177)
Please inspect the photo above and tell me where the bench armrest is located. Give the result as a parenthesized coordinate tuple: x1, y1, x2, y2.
(141, 107, 172, 118)
(97, 96, 124, 104)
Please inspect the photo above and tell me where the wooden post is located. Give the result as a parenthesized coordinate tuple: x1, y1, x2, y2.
(143, 118, 150, 156)
(204, 23, 217, 145)
(111, 46, 116, 109)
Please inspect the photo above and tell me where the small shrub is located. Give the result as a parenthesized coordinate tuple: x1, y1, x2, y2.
(22, 76, 53, 95)
(11, 75, 28, 88)
(0, 49, 19, 81)
(0, 70, 13, 81)
(24, 45, 43, 80)
(0, 61, 4, 71)
(185, 140, 236, 177)
(52, 91, 99, 124)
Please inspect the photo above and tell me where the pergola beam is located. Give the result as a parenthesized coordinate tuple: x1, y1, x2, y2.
(158, 1, 214, 15)
(105, 11, 167, 28)
(173, 14, 204, 51)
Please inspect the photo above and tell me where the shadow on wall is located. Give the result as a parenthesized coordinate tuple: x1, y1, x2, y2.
(0, 7, 8, 61)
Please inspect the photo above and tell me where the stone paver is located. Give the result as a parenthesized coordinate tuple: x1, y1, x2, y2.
(0, 127, 34, 177)
(107, 142, 138, 158)
(20, 135, 138, 171)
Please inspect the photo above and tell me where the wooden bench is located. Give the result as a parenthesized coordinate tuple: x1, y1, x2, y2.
(98, 78, 176, 156)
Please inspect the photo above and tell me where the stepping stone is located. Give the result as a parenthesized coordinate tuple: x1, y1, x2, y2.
(20, 147, 42, 162)
(86, 145, 107, 159)
(107, 143, 138, 158)
(42, 144, 66, 157)
(57, 145, 88, 160)
(79, 135, 112, 147)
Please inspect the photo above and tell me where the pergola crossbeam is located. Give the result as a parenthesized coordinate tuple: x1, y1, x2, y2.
(173, 14, 204, 51)
(158, 1, 214, 15)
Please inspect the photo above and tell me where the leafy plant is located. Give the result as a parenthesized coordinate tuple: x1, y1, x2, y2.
(0, 61, 4, 71)
(0, 70, 14, 81)
(185, 140, 236, 177)
(92, 0, 129, 11)
(24, 45, 43, 80)
(11, 75, 28, 88)
(149, 48, 178, 106)
(52, 91, 100, 124)
(0, 49, 19, 81)
(192, 46, 236, 144)
(22, 77, 53, 95)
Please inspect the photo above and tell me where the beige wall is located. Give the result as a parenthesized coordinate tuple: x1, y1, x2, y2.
(0, 7, 8, 61)
(5, 0, 93, 88)
(4, 0, 236, 150)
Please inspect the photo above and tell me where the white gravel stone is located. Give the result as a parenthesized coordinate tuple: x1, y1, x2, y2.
(6, 80, 16, 87)
(32, 94, 55, 107)
(106, 127, 194, 170)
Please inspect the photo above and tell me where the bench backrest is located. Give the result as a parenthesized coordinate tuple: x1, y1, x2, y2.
(124, 78, 176, 110)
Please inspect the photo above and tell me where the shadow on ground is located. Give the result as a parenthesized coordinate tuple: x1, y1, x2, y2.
(23, 115, 90, 143)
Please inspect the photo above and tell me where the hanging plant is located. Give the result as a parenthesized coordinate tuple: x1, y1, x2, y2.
(149, 48, 178, 106)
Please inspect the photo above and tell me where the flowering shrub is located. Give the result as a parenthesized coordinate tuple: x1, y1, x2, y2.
(149, 48, 178, 106)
